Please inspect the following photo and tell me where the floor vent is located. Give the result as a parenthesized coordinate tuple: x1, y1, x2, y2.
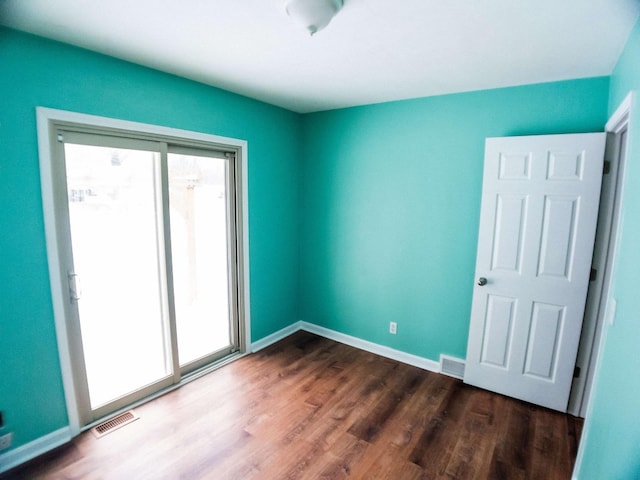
(92, 410, 139, 438)
(440, 355, 465, 380)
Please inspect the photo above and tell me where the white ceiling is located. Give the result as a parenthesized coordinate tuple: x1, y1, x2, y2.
(1, 0, 639, 113)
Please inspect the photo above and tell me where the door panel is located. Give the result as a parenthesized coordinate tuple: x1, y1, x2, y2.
(538, 196, 578, 278)
(480, 294, 516, 368)
(524, 302, 563, 379)
(492, 195, 527, 272)
(464, 133, 605, 412)
(167, 151, 234, 368)
(64, 140, 173, 412)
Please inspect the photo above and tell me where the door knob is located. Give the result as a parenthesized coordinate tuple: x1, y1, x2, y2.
(477, 277, 488, 286)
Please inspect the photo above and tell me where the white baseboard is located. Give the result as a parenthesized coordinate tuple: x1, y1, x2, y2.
(250, 321, 303, 352)
(251, 321, 440, 374)
(252, 321, 441, 373)
(0, 427, 72, 474)
(299, 322, 441, 373)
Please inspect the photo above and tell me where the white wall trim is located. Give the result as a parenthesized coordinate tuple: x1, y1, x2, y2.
(250, 321, 303, 352)
(300, 322, 441, 373)
(606, 91, 634, 133)
(37, 107, 83, 436)
(0, 427, 72, 475)
(239, 140, 251, 355)
(252, 321, 441, 374)
(36, 107, 249, 147)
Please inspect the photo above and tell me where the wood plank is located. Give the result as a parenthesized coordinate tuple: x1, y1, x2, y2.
(0, 332, 583, 480)
(347, 366, 426, 443)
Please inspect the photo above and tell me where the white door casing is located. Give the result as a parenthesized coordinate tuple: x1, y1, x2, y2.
(464, 133, 606, 412)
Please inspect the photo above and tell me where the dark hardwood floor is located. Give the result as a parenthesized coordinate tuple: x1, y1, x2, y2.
(2, 331, 583, 479)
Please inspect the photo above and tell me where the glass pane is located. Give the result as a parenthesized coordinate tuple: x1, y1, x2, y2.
(168, 153, 231, 366)
(65, 143, 170, 409)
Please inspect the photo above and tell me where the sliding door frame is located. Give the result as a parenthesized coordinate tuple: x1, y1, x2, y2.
(37, 107, 251, 435)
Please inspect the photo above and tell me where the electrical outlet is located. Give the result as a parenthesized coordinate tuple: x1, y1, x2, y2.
(389, 321, 397, 334)
(0, 432, 12, 451)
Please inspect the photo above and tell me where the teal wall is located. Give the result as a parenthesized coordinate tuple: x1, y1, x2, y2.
(0, 28, 300, 450)
(300, 78, 610, 361)
(3, 18, 637, 476)
(576, 18, 640, 479)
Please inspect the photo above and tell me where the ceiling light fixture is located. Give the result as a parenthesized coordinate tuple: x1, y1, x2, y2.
(285, 0, 344, 36)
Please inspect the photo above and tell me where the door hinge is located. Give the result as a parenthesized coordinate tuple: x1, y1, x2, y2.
(590, 268, 597, 282)
(603, 161, 611, 175)
(574, 366, 581, 378)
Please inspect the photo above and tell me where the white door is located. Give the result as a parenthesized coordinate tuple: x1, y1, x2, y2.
(464, 133, 606, 412)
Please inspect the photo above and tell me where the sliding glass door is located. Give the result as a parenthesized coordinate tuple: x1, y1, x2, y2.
(56, 129, 241, 424)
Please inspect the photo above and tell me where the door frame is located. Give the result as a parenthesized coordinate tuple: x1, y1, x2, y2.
(37, 107, 251, 435)
(567, 92, 634, 416)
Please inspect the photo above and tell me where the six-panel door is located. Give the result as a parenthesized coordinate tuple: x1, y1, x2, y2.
(464, 133, 606, 412)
